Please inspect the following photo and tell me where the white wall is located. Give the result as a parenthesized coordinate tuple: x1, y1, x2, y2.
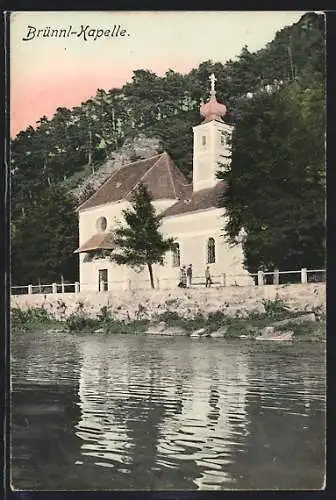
(79, 198, 177, 245)
(79, 205, 251, 291)
(192, 120, 233, 191)
(79, 201, 128, 291)
(78, 197, 179, 292)
(161, 208, 251, 287)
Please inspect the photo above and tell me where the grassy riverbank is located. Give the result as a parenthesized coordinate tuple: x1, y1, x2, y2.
(11, 297, 325, 342)
(11, 307, 63, 334)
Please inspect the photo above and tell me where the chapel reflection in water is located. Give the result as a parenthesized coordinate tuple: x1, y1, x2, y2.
(11, 333, 325, 490)
(75, 336, 251, 489)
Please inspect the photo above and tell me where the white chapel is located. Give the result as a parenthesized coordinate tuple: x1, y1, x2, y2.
(75, 74, 251, 291)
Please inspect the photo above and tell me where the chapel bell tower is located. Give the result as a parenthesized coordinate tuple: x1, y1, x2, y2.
(192, 73, 233, 192)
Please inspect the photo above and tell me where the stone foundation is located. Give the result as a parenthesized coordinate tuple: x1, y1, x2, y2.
(11, 283, 326, 321)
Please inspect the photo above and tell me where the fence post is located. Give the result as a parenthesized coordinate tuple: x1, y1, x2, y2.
(222, 273, 226, 287)
(156, 278, 160, 289)
(52, 283, 57, 294)
(301, 268, 308, 284)
(75, 282, 80, 293)
(28, 284, 33, 295)
(257, 271, 264, 286)
(273, 268, 279, 285)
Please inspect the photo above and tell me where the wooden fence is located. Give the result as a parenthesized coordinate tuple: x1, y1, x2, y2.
(10, 268, 326, 295)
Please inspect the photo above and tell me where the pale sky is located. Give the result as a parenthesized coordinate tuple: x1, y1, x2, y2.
(10, 11, 308, 137)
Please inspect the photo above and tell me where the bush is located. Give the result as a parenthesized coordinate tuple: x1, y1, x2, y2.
(277, 319, 326, 340)
(11, 306, 60, 332)
(65, 313, 98, 332)
(156, 310, 180, 324)
(207, 310, 227, 331)
(65, 308, 149, 334)
(108, 319, 149, 334)
(97, 305, 113, 323)
(11, 306, 51, 325)
(262, 296, 289, 318)
(56, 299, 67, 316)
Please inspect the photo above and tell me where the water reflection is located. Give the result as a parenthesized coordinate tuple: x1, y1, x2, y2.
(11, 332, 326, 490)
(152, 343, 250, 490)
(11, 332, 83, 490)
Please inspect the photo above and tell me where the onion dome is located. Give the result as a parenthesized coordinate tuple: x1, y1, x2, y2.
(200, 73, 227, 123)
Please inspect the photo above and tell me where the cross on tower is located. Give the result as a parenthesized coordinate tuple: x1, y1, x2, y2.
(209, 73, 217, 95)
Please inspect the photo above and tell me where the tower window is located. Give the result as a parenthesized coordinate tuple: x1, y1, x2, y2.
(207, 238, 216, 264)
(172, 243, 180, 268)
(221, 131, 230, 146)
(201, 135, 207, 146)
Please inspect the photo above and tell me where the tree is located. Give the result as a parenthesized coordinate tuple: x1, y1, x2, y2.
(145, 109, 198, 182)
(217, 79, 325, 273)
(11, 13, 324, 197)
(76, 182, 97, 206)
(110, 184, 175, 288)
(10, 12, 325, 284)
(11, 185, 79, 285)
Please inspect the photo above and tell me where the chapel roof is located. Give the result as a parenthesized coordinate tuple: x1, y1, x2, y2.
(161, 181, 227, 218)
(74, 232, 115, 253)
(78, 152, 188, 211)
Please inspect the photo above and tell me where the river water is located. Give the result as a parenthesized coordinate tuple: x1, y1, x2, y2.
(11, 331, 326, 491)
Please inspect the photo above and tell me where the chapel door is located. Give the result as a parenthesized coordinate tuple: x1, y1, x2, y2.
(98, 269, 108, 292)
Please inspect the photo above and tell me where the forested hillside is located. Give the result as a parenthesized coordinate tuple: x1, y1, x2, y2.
(11, 12, 325, 285)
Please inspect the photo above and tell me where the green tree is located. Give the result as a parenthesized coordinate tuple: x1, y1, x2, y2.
(11, 13, 324, 200)
(217, 79, 325, 273)
(110, 183, 174, 288)
(11, 185, 79, 285)
(10, 12, 325, 286)
(76, 182, 97, 206)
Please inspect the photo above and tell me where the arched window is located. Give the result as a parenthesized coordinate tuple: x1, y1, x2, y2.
(172, 243, 180, 268)
(207, 238, 216, 264)
(96, 216, 107, 233)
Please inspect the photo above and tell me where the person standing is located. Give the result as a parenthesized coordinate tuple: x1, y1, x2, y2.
(178, 266, 187, 288)
(186, 264, 192, 288)
(205, 266, 212, 287)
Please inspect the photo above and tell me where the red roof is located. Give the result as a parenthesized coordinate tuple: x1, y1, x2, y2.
(74, 233, 115, 253)
(161, 181, 227, 217)
(78, 152, 188, 211)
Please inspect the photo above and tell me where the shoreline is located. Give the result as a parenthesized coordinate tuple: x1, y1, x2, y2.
(11, 302, 326, 343)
